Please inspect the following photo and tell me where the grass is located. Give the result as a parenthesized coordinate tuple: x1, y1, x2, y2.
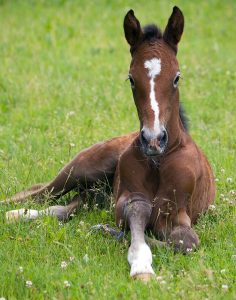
(0, 0, 235, 299)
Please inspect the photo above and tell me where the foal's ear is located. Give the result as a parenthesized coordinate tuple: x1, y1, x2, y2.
(124, 10, 143, 50)
(163, 6, 184, 53)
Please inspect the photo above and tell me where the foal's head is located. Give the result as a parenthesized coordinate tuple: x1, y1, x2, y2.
(124, 7, 184, 157)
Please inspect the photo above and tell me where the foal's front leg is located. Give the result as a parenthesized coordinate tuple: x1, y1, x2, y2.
(116, 192, 155, 281)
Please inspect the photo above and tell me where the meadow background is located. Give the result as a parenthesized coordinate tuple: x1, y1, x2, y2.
(0, 0, 235, 299)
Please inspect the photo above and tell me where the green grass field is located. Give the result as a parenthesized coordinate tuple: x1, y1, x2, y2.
(0, 0, 235, 299)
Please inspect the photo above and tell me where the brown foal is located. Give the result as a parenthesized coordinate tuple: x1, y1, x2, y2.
(4, 7, 215, 281)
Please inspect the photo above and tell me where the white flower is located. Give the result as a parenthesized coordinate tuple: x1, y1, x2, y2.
(186, 248, 193, 253)
(179, 240, 183, 244)
(220, 269, 226, 273)
(18, 266, 24, 273)
(69, 256, 75, 262)
(156, 276, 163, 281)
(69, 143, 75, 148)
(83, 204, 88, 210)
(26, 280, 33, 288)
(226, 177, 233, 183)
(67, 111, 75, 117)
(222, 284, 228, 290)
(79, 221, 85, 226)
(0, 297, 6, 300)
(215, 178, 219, 182)
(83, 254, 89, 263)
(209, 205, 216, 211)
(61, 261, 68, 269)
(229, 190, 235, 195)
(160, 280, 167, 285)
(64, 280, 71, 288)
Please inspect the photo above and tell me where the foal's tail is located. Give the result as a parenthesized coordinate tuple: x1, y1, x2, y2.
(0, 183, 48, 205)
(0, 155, 79, 205)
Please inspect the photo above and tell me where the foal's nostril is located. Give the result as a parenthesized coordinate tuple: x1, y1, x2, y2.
(140, 129, 148, 145)
(158, 129, 168, 148)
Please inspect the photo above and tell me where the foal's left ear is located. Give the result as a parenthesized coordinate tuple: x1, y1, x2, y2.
(163, 6, 184, 53)
(124, 10, 143, 51)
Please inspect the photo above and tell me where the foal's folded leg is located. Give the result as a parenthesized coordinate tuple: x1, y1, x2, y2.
(168, 208, 199, 253)
(6, 194, 81, 223)
(116, 192, 154, 282)
(1, 133, 137, 205)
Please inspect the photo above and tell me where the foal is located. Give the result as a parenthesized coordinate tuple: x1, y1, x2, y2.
(4, 7, 215, 281)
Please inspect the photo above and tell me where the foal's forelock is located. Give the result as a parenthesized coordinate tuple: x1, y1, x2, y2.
(144, 57, 162, 136)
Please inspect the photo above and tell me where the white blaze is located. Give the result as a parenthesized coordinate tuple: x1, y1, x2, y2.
(144, 58, 161, 133)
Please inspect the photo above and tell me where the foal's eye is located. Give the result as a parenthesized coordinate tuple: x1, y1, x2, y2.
(173, 72, 181, 88)
(128, 74, 135, 89)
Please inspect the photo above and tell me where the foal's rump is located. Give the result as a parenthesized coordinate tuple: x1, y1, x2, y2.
(1, 132, 138, 206)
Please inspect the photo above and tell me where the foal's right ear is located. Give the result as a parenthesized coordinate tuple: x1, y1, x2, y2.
(124, 10, 143, 50)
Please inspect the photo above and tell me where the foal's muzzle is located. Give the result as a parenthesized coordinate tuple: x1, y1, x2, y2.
(140, 128, 168, 157)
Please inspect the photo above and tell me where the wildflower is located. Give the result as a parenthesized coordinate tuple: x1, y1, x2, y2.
(0, 297, 6, 300)
(69, 143, 75, 148)
(179, 240, 183, 244)
(156, 276, 163, 281)
(83, 254, 89, 263)
(186, 248, 193, 253)
(229, 190, 235, 195)
(67, 111, 75, 118)
(18, 266, 24, 273)
(59, 221, 63, 226)
(83, 203, 88, 210)
(222, 284, 228, 290)
(26, 280, 33, 288)
(69, 256, 75, 262)
(209, 205, 216, 211)
(64, 280, 71, 288)
(220, 269, 226, 274)
(226, 177, 233, 183)
(61, 261, 68, 269)
(79, 221, 85, 226)
(215, 178, 219, 182)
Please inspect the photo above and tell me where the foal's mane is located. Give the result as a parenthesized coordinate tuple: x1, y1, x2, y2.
(179, 103, 189, 132)
(143, 24, 162, 42)
(143, 24, 189, 132)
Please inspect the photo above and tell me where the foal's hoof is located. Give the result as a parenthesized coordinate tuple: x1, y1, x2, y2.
(168, 225, 199, 254)
(133, 273, 153, 282)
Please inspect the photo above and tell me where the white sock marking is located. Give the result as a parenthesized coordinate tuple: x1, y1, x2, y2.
(144, 58, 161, 133)
(6, 208, 40, 222)
(128, 241, 155, 277)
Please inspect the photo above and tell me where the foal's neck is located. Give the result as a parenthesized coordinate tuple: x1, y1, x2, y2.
(166, 103, 187, 153)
